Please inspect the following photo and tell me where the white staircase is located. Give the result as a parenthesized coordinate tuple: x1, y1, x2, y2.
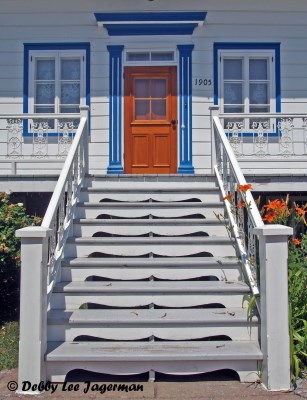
(45, 177, 262, 382)
(17, 113, 292, 392)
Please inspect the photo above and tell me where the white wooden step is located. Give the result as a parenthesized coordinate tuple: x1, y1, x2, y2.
(61, 256, 242, 282)
(84, 179, 218, 189)
(47, 308, 259, 342)
(64, 236, 236, 258)
(50, 281, 249, 310)
(79, 185, 221, 202)
(74, 202, 224, 219)
(73, 218, 227, 237)
(46, 340, 262, 382)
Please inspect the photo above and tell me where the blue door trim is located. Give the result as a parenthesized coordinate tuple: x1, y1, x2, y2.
(177, 45, 194, 174)
(94, 12, 206, 36)
(107, 45, 124, 174)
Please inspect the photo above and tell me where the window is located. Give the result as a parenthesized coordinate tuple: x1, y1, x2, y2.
(126, 51, 175, 63)
(214, 44, 280, 130)
(24, 43, 90, 134)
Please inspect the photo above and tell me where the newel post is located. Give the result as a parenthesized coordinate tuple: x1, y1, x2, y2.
(209, 106, 219, 174)
(16, 226, 52, 394)
(253, 225, 293, 391)
(80, 105, 90, 174)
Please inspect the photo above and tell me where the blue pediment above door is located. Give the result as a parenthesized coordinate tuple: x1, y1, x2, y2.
(94, 11, 207, 35)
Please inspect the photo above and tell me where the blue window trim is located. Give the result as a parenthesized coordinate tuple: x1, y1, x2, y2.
(213, 43, 281, 136)
(94, 12, 206, 36)
(23, 42, 91, 136)
(177, 45, 195, 174)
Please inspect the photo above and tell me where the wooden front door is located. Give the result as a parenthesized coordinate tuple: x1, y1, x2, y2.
(124, 66, 177, 174)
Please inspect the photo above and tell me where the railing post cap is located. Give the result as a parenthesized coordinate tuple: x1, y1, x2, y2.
(209, 106, 220, 111)
(253, 224, 293, 236)
(16, 226, 53, 238)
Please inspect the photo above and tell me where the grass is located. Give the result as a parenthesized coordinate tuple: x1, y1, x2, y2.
(0, 321, 19, 370)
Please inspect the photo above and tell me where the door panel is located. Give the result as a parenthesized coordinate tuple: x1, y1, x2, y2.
(124, 66, 177, 174)
(132, 135, 149, 167)
(153, 135, 171, 167)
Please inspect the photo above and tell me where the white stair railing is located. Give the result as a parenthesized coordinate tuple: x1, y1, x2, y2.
(213, 115, 263, 296)
(211, 107, 293, 391)
(15, 105, 89, 394)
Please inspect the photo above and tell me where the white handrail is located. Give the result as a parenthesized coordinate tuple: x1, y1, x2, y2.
(213, 116, 264, 296)
(36, 107, 89, 297)
(219, 112, 307, 118)
(213, 116, 263, 228)
(42, 117, 86, 228)
(0, 113, 79, 119)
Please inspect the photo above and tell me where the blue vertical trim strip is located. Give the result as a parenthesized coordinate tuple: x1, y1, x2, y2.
(23, 46, 29, 134)
(213, 42, 281, 113)
(177, 44, 194, 174)
(107, 45, 124, 174)
(275, 44, 281, 112)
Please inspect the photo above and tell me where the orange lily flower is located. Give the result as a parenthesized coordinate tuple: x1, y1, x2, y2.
(295, 206, 306, 216)
(237, 199, 245, 208)
(262, 211, 276, 223)
(237, 184, 253, 193)
(223, 193, 235, 202)
(292, 238, 301, 246)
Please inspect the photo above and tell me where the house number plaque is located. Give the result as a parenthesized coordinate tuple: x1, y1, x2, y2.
(193, 78, 212, 86)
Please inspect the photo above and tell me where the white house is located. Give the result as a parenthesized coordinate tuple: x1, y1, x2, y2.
(0, 0, 305, 393)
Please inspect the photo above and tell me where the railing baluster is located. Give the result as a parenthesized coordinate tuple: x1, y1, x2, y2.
(6, 118, 23, 158)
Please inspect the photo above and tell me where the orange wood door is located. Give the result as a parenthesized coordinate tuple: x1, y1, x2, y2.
(124, 66, 177, 174)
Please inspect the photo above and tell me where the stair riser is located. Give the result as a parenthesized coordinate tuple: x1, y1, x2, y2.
(46, 360, 260, 383)
(50, 293, 246, 310)
(64, 242, 236, 258)
(47, 325, 258, 342)
(73, 224, 227, 237)
(79, 192, 222, 203)
(61, 267, 242, 282)
(74, 207, 224, 219)
(83, 179, 218, 187)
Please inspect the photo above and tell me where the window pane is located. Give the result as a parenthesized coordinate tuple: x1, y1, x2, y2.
(35, 83, 55, 104)
(151, 79, 167, 98)
(61, 59, 81, 80)
(224, 59, 243, 80)
(249, 106, 270, 113)
(224, 106, 244, 113)
(61, 83, 80, 104)
(127, 53, 150, 61)
(34, 106, 55, 113)
(250, 83, 268, 104)
(135, 79, 150, 98)
(224, 83, 243, 104)
(135, 100, 150, 120)
(60, 106, 80, 114)
(249, 59, 268, 80)
(36, 59, 55, 80)
(151, 52, 174, 61)
(152, 100, 166, 120)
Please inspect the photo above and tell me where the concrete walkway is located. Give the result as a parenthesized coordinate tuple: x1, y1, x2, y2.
(0, 369, 306, 399)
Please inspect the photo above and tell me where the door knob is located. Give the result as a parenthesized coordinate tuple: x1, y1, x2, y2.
(171, 119, 177, 125)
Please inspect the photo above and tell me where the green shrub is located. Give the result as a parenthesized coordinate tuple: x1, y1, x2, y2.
(0, 192, 41, 324)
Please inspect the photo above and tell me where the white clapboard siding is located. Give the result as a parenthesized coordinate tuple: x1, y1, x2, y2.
(0, 0, 306, 175)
